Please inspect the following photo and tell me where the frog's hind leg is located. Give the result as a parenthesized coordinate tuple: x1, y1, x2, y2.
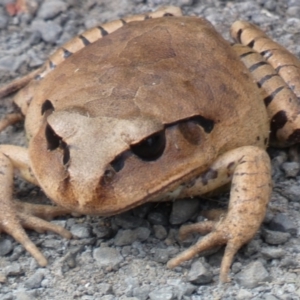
(230, 21, 300, 147)
(167, 146, 272, 283)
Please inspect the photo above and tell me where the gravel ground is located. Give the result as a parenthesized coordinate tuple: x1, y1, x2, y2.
(0, 0, 300, 299)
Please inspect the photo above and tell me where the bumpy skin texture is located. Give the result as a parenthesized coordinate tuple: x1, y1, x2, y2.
(1, 6, 300, 282)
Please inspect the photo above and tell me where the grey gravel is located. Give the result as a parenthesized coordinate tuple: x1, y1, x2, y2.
(268, 213, 298, 236)
(261, 247, 286, 259)
(147, 211, 169, 225)
(5, 263, 22, 276)
(149, 287, 174, 300)
(153, 224, 168, 240)
(37, 0, 68, 20)
(279, 183, 300, 202)
(30, 19, 62, 43)
(236, 289, 253, 300)
(235, 261, 270, 288)
(24, 270, 44, 289)
(0, 13, 8, 29)
(70, 224, 92, 238)
(152, 248, 169, 263)
(282, 162, 300, 177)
(132, 285, 151, 300)
(0, 55, 26, 72)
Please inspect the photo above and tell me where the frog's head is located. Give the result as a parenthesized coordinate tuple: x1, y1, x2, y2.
(29, 102, 216, 215)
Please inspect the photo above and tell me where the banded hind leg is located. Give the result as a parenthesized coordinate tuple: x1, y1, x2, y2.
(167, 146, 271, 283)
(230, 21, 300, 148)
(0, 6, 182, 130)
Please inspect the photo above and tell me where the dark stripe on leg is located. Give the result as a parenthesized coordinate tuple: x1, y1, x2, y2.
(62, 48, 73, 58)
(98, 26, 108, 36)
(249, 61, 268, 72)
(263, 86, 285, 106)
(79, 35, 91, 46)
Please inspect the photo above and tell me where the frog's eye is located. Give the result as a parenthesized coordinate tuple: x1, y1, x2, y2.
(45, 123, 70, 165)
(131, 131, 166, 161)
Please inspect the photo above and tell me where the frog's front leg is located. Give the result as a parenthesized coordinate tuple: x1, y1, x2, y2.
(167, 146, 271, 283)
(0, 145, 72, 266)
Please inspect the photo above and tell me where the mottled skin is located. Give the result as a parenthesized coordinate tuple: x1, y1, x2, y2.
(0, 6, 299, 283)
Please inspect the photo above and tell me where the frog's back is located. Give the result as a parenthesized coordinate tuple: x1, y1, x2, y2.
(26, 16, 269, 151)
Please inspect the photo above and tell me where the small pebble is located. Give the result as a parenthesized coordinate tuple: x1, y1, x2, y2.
(186, 261, 213, 284)
(148, 287, 174, 300)
(0, 55, 26, 72)
(114, 229, 137, 246)
(280, 184, 300, 202)
(236, 289, 253, 300)
(169, 199, 200, 225)
(236, 261, 270, 288)
(98, 283, 113, 296)
(24, 270, 44, 289)
(281, 162, 300, 177)
(5, 263, 23, 276)
(261, 247, 285, 259)
(283, 18, 300, 34)
(70, 224, 92, 238)
(152, 248, 169, 264)
(114, 213, 145, 229)
(37, 0, 68, 20)
(0, 13, 8, 29)
(147, 211, 169, 226)
(267, 213, 297, 236)
(15, 291, 32, 300)
(261, 228, 291, 245)
(93, 247, 123, 267)
(30, 20, 62, 43)
(133, 285, 151, 300)
(175, 282, 197, 298)
(153, 225, 168, 240)
(0, 239, 13, 256)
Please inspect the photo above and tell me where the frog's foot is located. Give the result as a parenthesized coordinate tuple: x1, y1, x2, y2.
(167, 146, 272, 283)
(0, 200, 72, 266)
(167, 216, 243, 283)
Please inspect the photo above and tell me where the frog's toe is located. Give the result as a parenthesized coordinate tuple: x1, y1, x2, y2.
(178, 220, 216, 240)
(0, 216, 48, 266)
(167, 218, 246, 283)
(18, 212, 72, 239)
(0, 201, 72, 266)
(14, 200, 74, 221)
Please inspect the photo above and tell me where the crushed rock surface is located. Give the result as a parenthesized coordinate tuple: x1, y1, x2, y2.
(0, 0, 300, 299)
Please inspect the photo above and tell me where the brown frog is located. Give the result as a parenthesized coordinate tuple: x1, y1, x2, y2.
(0, 6, 299, 283)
